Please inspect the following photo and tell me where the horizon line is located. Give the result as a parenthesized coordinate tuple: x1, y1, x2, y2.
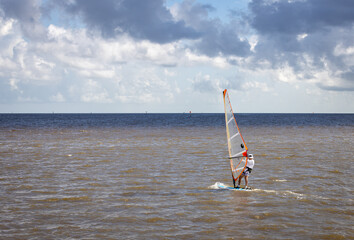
(0, 112, 353, 114)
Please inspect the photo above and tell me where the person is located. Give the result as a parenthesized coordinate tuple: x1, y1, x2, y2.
(236, 154, 255, 189)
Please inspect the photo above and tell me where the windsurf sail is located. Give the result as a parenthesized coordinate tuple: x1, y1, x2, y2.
(223, 89, 248, 188)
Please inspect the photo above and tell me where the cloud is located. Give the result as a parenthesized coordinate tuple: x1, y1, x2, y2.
(50, 0, 199, 44)
(0, 0, 46, 39)
(192, 73, 216, 93)
(0, 0, 353, 113)
(248, 0, 354, 91)
(51, 0, 252, 58)
(50, 92, 65, 102)
(171, 0, 251, 58)
(80, 79, 112, 103)
(0, 7, 198, 106)
(115, 66, 174, 104)
(250, 0, 354, 35)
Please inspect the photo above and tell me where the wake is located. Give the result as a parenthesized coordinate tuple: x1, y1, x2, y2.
(209, 182, 328, 200)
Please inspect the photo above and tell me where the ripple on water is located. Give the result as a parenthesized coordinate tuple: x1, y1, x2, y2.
(0, 114, 353, 239)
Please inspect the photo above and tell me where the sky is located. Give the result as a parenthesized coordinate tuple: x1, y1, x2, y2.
(0, 0, 353, 113)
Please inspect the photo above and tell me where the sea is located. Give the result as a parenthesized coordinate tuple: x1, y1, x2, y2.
(0, 113, 353, 239)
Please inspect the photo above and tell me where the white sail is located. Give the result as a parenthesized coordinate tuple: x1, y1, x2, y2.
(223, 89, 248, 187)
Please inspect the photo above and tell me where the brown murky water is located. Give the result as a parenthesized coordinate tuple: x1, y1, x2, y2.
(0, 114, 353, 239)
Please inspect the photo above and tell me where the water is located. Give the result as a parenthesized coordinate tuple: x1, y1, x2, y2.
(0, 113, 353, 239)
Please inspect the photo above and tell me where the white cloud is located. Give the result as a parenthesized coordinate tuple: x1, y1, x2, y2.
(296, 33, 308, 41)
(164, 69, 175, 77)
(50, 92, 65, 102)
(241, 81, 271, 92)
(47, 24, 67, 40)
(276, 64, 298, 84)
(80, 79, 112, 103)
(334, 44, 354, 56)
(77, 69, 116, 79)
(0, 18, 15, 36)
(184, 48, 231, 68)
(9, 78, 20, 91)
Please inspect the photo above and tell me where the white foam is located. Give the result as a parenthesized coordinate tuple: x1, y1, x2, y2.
(274, 179, 287, 182)
(209, 182, 230, 189)
(210, 183, 332, 201)
(253, 189, 304, 198)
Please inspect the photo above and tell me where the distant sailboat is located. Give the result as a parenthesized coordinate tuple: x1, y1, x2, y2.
(222, 89, 249, 188)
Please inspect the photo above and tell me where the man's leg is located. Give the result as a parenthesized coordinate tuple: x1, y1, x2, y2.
(237, 175, 243, 187)
(244, 176, 248, 187)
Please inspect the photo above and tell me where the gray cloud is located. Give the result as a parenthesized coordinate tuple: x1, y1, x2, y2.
(173, 0, 251, 58)
(0, 0, 39, 22)
(341, 70, 354, 82)
(1, 0, 251, 57)
(51, 0, 251, 58)
(192, 75, 216, 93)
(317, 83, 354, 92)
(248, 0, 354, 91)
(194, 21, 251, 57)
(0, 0, 45, 39)
(250, 0, 354, 35)
(51, 0, 199, 44)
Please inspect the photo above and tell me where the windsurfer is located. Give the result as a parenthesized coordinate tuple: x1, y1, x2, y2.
(236, 154, 255, 189)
